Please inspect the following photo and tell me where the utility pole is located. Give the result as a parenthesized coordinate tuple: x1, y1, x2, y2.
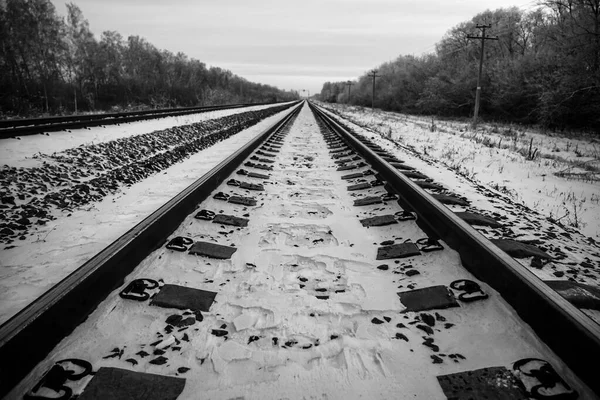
(368, 70, 381, 110)
(345, 81, 353, 104)
(467, 24, 498, 127)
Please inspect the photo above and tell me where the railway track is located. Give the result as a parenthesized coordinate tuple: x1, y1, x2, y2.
(0, 102, 287, 139)
(1, 101, 599, 399)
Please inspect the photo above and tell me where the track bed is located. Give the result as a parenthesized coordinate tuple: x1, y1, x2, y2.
(6, 103, 596, 399)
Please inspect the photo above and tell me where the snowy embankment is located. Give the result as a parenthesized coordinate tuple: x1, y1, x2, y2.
(0, 103, 294, 324)
(317, 102, 600, 323)
(320, 103, 600, 241)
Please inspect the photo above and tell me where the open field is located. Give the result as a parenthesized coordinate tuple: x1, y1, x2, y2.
(319, 102, 600, 242)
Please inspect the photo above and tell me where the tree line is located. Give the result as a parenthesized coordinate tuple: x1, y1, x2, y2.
(319, 1, 600, 132)
(0, 0, 299, 118)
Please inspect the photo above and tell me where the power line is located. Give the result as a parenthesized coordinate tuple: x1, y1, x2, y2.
(345, 81, 353, 104)
(467, 24, 498, 126)
(368, 70, 381, 110)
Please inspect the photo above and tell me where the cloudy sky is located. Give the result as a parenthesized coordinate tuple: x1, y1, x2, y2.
(59, 0, 529, 95)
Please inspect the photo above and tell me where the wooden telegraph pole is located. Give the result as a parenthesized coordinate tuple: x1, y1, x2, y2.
(345, 81, 353, 104)
(368, 70, 380, 110)
(467, 24, 498, 127)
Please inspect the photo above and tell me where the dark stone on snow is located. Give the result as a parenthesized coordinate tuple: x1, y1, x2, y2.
(149, 356, 168, 365)
(188, 241, 237, 259)
(437, 366, 527, 400)
(405, 269, 420, 277)
(416, 324, 434, 335)
(431, 355, 444, 364)
(377, 264, 389, 270)
(165, 315, 182, 326)
(77, 367, 185, 400)
(151, 284, 217, 312)
(0, 227, 14, 236)
(371, 317, 385, 324)
(1, 196, 15, 205)
(211, 329, 228, 337)
(398, 285, 459, 312)
(420, 313, 436, 327)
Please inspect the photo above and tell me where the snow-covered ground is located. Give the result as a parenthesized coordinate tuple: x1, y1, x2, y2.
(319, 103, 600, 241)
(0, 104, 295, 324)
(316, 103, 600, 326)
(9, 103, 595, 399)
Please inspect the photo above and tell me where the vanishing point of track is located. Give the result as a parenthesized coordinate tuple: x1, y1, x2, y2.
(1, 101, 599, 399)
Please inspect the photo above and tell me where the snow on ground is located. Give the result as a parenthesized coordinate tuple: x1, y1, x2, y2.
(9, 103, 595, 399)
(0, 104, 296, 325)
(319, 103, 600, 241)
(317, 102, 600, 324)
(0, 103, 294, 168)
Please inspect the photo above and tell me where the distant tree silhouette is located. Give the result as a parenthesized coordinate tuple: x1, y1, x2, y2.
(0, 0, 298, 117)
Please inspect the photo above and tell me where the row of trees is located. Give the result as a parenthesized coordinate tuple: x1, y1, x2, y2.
(0, 0, 299, 117)
(319, 1, 600, 131)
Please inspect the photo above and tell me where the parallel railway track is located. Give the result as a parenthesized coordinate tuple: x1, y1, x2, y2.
(1, 101, 599, 399)
(0, 102, 288, 139)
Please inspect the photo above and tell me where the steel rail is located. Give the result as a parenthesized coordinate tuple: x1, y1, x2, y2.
(0, 101, 304, 398)
(0, 101, 293, 139)
(309, 101, 600, 396)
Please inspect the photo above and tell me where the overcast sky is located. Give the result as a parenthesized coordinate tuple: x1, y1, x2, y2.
(59, 0, 528, 95)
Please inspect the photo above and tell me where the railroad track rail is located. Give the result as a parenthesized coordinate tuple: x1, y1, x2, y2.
(1, 101, 599, 399)
(0, 102, 288, 139)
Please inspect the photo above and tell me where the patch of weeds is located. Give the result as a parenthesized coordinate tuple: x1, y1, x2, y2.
(430, 117, 436, 132)
(490, 182, 518, 200)
(517, 138, 539, 160)
(480, 136, 495, 148)
(385, 126, 393, 139)
(440, 146, 459, 162)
